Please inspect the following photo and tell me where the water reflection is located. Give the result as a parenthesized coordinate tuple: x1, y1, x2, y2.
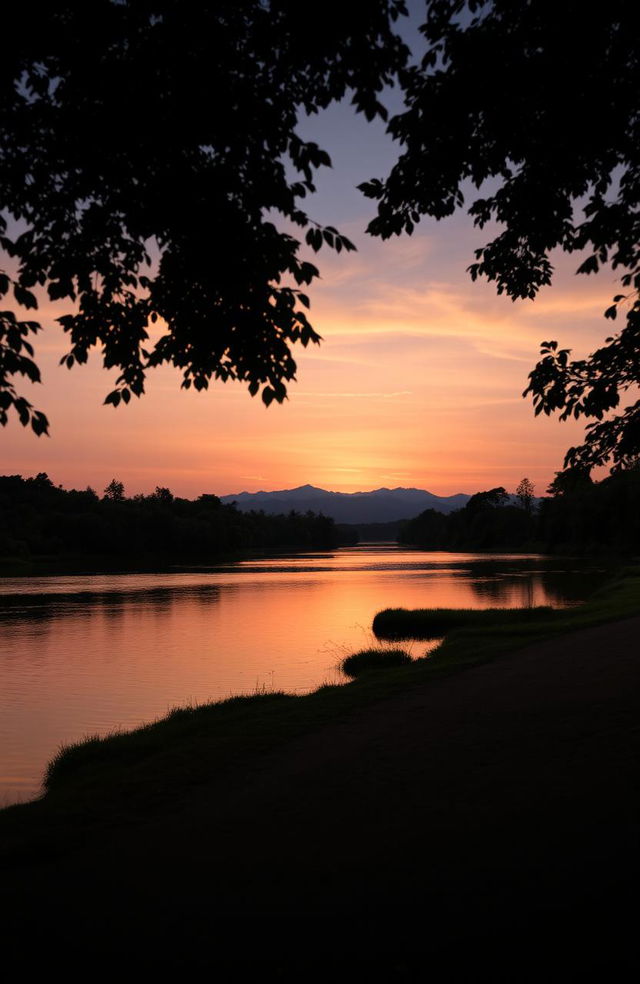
(0, 547, 607, 806)
(0, 582, 223, 622)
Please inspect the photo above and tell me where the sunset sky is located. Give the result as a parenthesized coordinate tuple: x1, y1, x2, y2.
(1, 32, 620, 500)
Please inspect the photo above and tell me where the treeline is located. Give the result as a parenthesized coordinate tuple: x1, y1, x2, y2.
(400, 469, 640, 555)
(0, 474, 345, 569)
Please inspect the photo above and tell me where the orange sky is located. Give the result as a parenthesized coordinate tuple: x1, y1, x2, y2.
(0, 103, 624, 500)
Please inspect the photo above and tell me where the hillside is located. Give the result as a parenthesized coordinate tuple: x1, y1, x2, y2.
(221, 484, 470, 523)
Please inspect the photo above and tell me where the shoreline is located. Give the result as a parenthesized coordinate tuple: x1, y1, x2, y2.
(1, 570, 639, 972)
(2, 565, 637, 818)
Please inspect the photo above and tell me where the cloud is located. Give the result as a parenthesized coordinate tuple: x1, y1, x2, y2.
(295, 389, 412, 399)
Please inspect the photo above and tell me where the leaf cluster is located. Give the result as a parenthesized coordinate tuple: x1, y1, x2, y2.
(523, 301, 640, 472)
(363, 0, 640, 472)
(0, 1, 409, 428)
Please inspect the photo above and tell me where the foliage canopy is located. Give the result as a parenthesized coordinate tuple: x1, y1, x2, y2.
(2, 0, 639, 477)
(362, 0, 640, 473)
(0, 0, 407, 433)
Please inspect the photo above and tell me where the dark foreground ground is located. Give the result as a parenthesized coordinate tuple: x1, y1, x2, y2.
(2, 617, 640, 978)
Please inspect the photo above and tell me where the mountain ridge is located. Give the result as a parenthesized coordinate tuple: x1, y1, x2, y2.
(220, 485, 471, 524)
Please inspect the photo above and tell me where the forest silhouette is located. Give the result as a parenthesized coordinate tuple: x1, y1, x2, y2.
(2, 466, 639, 570)
(401, 468, 640, 554)
(0, 472, 342, 570)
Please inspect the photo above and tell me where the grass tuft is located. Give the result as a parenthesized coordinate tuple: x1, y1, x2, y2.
(341, 647, 412, 678)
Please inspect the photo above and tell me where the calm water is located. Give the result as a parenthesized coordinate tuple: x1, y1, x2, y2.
(0, 546, 606, 805)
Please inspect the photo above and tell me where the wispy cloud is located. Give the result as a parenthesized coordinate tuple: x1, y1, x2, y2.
(296, 389, 412, 399)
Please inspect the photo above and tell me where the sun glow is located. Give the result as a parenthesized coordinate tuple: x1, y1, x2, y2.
(1, 126, 617, 500)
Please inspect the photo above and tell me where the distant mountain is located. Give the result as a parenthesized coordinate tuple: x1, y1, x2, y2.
(220, 484, 470, 524)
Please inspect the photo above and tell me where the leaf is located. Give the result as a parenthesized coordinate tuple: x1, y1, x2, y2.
(31, 411, 49, 436)
(13, 285, 38, 309)
(48, 280, 73, 301)
(357, 179, 384, 199)
(15, 398, 30, 426)
(576, 256, 599, 276)
(298, 261, 319, 284)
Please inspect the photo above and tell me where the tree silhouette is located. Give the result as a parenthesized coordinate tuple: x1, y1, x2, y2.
(546, 468, 593, 497)
(0, 1, 407, 433)
(515, 477, 535, 513)
(104, 479, 125, 502)
(465, 487, 510, 513)
(362, 0, 640, 475)
(150, 487, 173, 505)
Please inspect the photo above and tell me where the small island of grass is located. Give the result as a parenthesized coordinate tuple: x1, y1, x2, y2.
(372, 605, 557, 640)
(341, 647, 412, 677)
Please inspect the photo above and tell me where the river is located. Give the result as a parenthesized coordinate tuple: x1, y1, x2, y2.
(0, 546, 606, 805)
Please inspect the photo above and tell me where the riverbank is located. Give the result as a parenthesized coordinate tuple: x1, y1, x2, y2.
(1, 569, 639, 974)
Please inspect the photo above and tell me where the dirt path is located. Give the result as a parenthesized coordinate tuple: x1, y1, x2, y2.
(3, 616, 640, 975)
